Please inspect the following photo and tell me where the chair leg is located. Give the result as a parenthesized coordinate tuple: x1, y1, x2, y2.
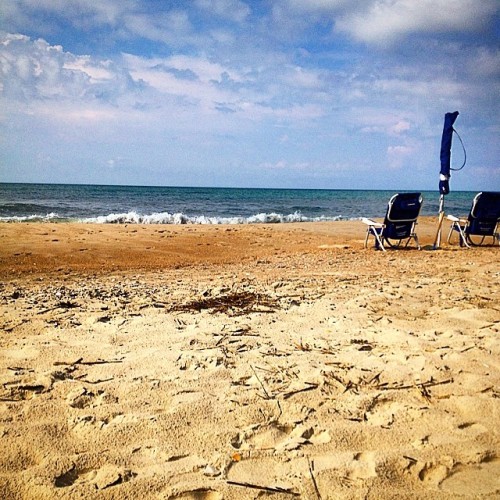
(446, 225, 454, 244)
(460, 229, 471, 248)
(365, 227, 385, 251)
(373, 229, 386, 252)
(448, 222, 470, 248)
(413, 233, 421, 250)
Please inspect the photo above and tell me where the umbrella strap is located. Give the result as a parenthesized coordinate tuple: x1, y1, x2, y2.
(450, 128, 467, 171)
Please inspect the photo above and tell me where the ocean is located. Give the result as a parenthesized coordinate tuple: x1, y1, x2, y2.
(0, 183, 477, 224)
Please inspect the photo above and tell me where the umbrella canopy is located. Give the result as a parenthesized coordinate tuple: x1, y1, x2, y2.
(439, 111, 459, 195)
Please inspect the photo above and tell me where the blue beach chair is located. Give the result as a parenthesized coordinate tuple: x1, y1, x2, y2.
(447, 192, 500, 247)
(362, 193, 423, 251)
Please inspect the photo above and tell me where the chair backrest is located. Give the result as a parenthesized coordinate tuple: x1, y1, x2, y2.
(383, 193, 422, 240)
(467, 191, 500, 236)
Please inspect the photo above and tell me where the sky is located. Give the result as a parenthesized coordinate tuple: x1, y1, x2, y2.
(0, 0, 499, 190)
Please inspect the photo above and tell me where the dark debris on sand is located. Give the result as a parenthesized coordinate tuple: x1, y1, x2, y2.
(169, 290, 280, 316)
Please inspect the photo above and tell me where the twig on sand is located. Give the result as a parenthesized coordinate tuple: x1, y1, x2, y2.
(53, 358, 124, 366)
(377, 377, 453, 391)
(250, 365, 283, 420)
(282, 382, 319, 400)
(227, 480, 299, 496)
(80, 377, 115, 384)
(250, 365, 271, 400)
(308, 458, 322, 500)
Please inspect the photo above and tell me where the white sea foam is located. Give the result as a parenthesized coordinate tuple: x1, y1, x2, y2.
(0, 212, 61, 222)
(79, 210, 346, 224)
(0, 210, 348, 224)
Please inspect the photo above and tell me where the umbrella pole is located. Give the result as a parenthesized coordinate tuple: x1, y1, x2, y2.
(433, 194, 445, 249)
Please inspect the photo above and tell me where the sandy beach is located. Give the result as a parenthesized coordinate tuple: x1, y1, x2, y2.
(1, 219, 499, 499)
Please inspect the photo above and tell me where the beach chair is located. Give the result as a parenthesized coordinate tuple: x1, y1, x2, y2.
(362, 193, 423, 251)
(446, 191, 500, 247)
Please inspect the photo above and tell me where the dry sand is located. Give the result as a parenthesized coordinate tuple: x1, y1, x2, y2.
(1, 219, 499, 499)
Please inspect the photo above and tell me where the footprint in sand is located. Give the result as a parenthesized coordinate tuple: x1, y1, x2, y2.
(440, 457, 500, 496)
(231, 422, 292, 451)
(417, 460, 452, 485)
(364, 396, 408, 428)
(416, 453, 500, 495)
(1, 371, 55, 401)
(347, 452, 378, 480)
(131, 451, 207, 477)
(70, 411, 139, 436)
(54, 463, 135, 490)
(164, 489, 222, 500)
(231, 423, 330, 453)
(304, 450, 378, 480)
(176, 352, 224, 371)
(66, 387, 117, 409)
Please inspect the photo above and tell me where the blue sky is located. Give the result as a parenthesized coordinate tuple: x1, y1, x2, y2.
(1, 0, 499, 190)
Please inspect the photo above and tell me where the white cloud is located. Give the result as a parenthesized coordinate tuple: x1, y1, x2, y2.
(195, 0, 251, 23)
(0, 33, 142, 107)
(122, 53, 246, 113)
(389, 120, 411, 135)
(164, 54, 244, 84)
(0, 32, 328, 139)
(1, 0, 128, 32)
(63, 58, 114, 82)
(466, 47, 500, 79)
(277, 0, 497, 46)
(54, 107, 119, 122)
(106, 157, 128, 168)
(283, 66, 324, 89)
(123, 10, 195, 45)
(260, 160, 287, 170)
(351, 108, 416, 136)
(387, 144, 415, 169)
(335, 0, 498, 45)
(1, 0, 201, 48)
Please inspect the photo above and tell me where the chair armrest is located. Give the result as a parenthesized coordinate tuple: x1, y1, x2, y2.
(446, 215, 461, 222)
(362, 217, 382, 227)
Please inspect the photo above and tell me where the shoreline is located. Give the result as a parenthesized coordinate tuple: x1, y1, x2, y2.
(2, 217, 446, 276)
(1, 220, 499, 498)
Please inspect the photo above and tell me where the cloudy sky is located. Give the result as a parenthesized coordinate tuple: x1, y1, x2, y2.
(1, 0, 499, 190)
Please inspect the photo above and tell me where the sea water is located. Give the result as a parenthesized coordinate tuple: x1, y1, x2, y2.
(0, 183, 477, 224)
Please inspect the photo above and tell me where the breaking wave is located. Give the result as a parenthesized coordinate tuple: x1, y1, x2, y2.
(80, 210, 346, 224)
(0, 212, 62, 222)
(0, 210, 347, 224)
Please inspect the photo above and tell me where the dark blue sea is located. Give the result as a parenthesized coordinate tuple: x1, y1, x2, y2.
(0, 183, 477, 224)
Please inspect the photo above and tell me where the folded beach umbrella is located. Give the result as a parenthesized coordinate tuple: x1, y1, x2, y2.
(439, 111, 460, 195)
(434, 111, 464, 248)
